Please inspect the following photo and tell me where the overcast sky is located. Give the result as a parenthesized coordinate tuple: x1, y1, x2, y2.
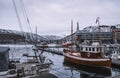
(0, 0, 120, 36)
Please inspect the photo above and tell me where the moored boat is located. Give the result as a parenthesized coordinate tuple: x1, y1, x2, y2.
(62, 41, 74, 47)
(63, 18, 111, 68)
(109, 44, 120, 60)
(7, 46, 53, 77)
(63, 43, 111, 68)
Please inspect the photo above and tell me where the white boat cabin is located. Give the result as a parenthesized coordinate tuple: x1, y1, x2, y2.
(79, 42, 104, 53)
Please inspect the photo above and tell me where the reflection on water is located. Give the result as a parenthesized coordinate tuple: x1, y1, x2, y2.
(2, 44, 119, 78)
(42, 52, 120, 78)
(63, 62, 111, 78)
(43, 52, 120, 78)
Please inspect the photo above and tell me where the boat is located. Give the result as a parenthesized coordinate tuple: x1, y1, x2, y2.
(7, 28, 53, 77)
(111, 51, 120, 60)
(62, 41, 74, 47)
(7, 45, 53, 77)
(63, 41, 111, 68)
(109, 44, 120, 60)
(6, 0, 53, 77)
(63, 18, 111, 68)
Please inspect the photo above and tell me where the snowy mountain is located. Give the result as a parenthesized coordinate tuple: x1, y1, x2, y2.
(0, 28, 62, 43)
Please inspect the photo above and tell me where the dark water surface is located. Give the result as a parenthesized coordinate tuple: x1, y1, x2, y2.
(4, 45, 120, 78)
(45, 52, 120, 78)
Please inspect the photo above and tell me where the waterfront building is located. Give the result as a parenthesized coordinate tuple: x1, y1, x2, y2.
(62, 24, 120, 44)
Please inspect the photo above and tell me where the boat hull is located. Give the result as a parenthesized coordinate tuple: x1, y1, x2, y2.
(63, 50, 111, 68)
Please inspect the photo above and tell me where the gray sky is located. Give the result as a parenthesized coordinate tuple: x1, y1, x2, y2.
(0, 0, 120, 36)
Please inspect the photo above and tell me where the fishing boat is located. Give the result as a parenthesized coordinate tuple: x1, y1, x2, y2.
(63, 18, 111, 68)
(6, 0, 53, 77)
(7, 45, 53, 77)
(63, 41, 111, 68)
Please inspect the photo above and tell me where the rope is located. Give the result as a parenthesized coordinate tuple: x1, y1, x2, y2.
(19, 0, 34, 41)
(12, 0, 24, 35)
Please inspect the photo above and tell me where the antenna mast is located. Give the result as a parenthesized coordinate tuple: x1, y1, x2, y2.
(96, 17, 103, 57)
(71, 20, 73, 43)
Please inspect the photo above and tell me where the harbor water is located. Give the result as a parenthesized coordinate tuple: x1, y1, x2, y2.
(1, 44, 120, 78)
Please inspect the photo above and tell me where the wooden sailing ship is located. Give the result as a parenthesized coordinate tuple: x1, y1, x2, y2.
(63, 18, 111, 68)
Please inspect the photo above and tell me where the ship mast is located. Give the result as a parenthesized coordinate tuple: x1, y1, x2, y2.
(71, 20, 73, 44)
(96, 17, 103, 57)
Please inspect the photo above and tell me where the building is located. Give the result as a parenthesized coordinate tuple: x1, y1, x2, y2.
(62, 24, 120, 44)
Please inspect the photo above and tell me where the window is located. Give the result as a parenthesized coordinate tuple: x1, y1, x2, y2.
(92, 48, 95, 51)
(86, 48, 88, 51)
(97, 48, 99, 51)
(89, 48, 91, 51)
(81, 47, 83, 50)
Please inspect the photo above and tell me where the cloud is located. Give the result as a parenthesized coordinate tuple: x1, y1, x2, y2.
(0, 0, 120, 36)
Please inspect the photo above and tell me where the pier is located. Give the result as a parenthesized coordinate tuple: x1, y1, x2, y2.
(36, 44, 65, 55)
(43, 48, 63, 55)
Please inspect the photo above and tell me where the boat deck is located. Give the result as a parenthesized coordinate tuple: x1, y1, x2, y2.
(0, 72, 57, 78)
